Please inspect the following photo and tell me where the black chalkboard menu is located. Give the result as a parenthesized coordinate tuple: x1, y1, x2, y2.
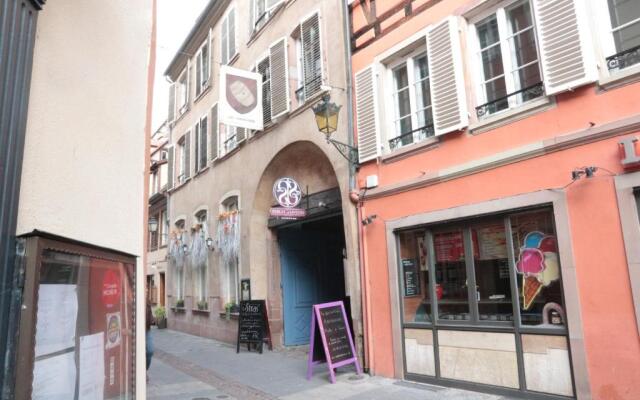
(236, 300, 271, 353)
(318, 305, 354, 364)
(402, 258, 420, 297)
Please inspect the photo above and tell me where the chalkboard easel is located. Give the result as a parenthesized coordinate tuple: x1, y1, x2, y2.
(306, 301, 361, 383)
(236, 300, 272, 354)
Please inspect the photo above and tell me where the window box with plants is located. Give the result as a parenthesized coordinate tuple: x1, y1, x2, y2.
(154, 306, 167, 329)
(221, 302, 239, 320)
(173, 298, 185, 312)
(194, 299, 209, 313)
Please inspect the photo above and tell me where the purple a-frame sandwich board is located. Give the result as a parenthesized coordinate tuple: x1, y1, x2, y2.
(306, 301, 362, 383)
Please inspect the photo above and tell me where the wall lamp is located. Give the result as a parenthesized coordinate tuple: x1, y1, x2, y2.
(312, 94, 359, 167)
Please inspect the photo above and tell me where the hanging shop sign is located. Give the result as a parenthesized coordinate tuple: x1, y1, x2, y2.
(270, 177, 306, 219)
(307, 301, 362, 384)
(219, 65, 263, 131)
(620, 136, 640, 170)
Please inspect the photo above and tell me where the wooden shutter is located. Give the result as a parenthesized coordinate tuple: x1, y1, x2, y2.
(221, 18, 229, 65)
(301, 13, 322, 99)
(237, 127, 247, 144)
(211, 104, 219, 160)
(355, 65, 380, 163)
(532, 0, 597, 95)
(269, 37, 290, 118)
(200, 117, 208, 169)
(168, 84, 175, 123)
(184, 131, 191, 178)
(167, 146, 174, 189)
(426, 17, 468, 136)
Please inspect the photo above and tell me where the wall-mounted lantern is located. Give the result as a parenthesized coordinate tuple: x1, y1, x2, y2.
(312, 94, 359, 167)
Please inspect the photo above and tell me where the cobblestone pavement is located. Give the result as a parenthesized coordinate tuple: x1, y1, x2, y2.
(147, 328, 517, 400)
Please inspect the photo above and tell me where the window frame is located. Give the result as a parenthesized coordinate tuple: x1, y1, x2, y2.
(467, 0, 544, 119)
(177, 135, 187, 183)
(384, 47, 435, 151)
(219, 195, 240, 306)
(219, 123, 238, 157)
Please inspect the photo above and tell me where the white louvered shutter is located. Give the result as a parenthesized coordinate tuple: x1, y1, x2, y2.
(221, 17, 229, 65)
(196, 53, 203, 96)
(184, 131, 191, 178)
(186, 61, 192, 108)
(194, 123, 200, 171)
(301, 13, 322, 99)
(426, 17, 468, 136)
(229, 8, 236, 60)
(269, 38, 290, 118)
(167, 146, 174, 189)
(237, 127, 247, 144)
(206, 29, 212, 85)
(355, 65, 380, 163)
(532, 0, 597, 95)
(211, 104, 219, 160)
(168, 84, 175, 123)
(249, 0, 255, 34)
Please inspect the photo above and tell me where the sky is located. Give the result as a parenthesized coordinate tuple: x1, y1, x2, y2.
(152, 0, 210, 132)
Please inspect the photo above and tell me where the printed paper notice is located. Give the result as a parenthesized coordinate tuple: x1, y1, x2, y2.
(32, 351, 76, 400)
(35, 284, 78, 357)
(79, 333, 105, 400)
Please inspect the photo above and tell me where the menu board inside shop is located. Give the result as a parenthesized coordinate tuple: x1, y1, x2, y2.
(402, 259, 420, 297)
(434, 231, 465, 262)
(307, 301, 361, 383)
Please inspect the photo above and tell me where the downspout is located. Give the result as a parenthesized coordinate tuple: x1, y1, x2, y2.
(341, 0, 373, 374)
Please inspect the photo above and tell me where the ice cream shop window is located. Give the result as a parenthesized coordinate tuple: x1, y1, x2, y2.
(397, 207, 566, 329)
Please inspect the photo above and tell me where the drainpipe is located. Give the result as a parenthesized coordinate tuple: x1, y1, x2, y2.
(342, 0, 374, 374)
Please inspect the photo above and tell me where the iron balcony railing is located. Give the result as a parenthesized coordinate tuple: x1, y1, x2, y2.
(475, 81, 544, 118)
(389, 124, 435, 150)
(606, 44, 640, 71)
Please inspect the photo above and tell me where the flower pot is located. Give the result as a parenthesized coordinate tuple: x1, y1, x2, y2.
(157, 318, 167, 329)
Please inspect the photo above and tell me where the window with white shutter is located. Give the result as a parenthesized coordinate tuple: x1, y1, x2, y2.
(269, 37, 290, 118)
(220, 124, 239, 157)
(195, 37, 211, 97)
(177, 68, 188, 116)
(470, 0, 544, 119)
(301, 13, 323, 100)
(251, 0, 284, 33)
(221, 7, 237, 65)
(355, 65, 381, 163)
(531, 0, 597, 94)
(596, 0, 640, 73)
(257, 56, 272, 126)
(196, 115, 208, 171)
(211, 104, 219, 160)
(426, 17, 468, 136)
(184, 131, 191, 179)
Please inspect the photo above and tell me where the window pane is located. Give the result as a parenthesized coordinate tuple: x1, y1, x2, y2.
(413, 54, 429, 80)
(393, 63, 409, 90)
(434, 229, 469, 321)
(396, 88, 412, 119)
(396, 116, 413, 138)
(612, 22, 640, 53)
(511, 210, 566, 327)
(415, 78, 432, 112)
(510, 29, 538, 68)
(471, 220, 513, 322)
(477, 15, 500, 49)
(481, 46, 505, 81)
(507, 1, 533, 33)
(399, 231, 432, 323)
(608, 0, 640, 30)
(513, 63, 542, 101)
(484, 77, 508, 112)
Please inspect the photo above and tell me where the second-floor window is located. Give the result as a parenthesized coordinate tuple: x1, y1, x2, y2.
(195, 39, 211, 96)
(257, 56, 272, 126)
(388, 51, 434, 150)
(194, 116, 208, 172)
(603, 0, 640, 71)
(221, 7, 236, 65)
(294, 13, 322, 103)
(472, 0, 543, 118)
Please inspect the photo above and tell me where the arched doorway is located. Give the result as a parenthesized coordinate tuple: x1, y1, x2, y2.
(252, 141, 349, 346)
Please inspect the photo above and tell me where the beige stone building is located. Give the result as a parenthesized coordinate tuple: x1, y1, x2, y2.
(164, 0, 361, 350)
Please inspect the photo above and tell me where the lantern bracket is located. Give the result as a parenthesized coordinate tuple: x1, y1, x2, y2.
(327, 137, 359, 168)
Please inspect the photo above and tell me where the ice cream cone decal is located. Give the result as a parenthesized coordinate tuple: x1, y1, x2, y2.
(522, 275, 542, 310)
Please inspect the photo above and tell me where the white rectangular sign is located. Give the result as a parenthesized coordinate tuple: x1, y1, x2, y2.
(219, 65, 264, 131)
(79, 333, 105, 400)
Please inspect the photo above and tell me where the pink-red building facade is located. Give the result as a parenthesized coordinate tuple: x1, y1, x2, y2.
(350, 0, 640, 399)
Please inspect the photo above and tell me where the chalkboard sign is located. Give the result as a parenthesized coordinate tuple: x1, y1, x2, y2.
(236, 300, 272, 353)
(307, 301, 361, 383)
(402, 259, 420, 297)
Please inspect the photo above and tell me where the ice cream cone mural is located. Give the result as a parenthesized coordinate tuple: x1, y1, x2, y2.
(516, 232, 560, 310)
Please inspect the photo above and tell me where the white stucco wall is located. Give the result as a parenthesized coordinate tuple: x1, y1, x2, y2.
(17, 0, 152, 258)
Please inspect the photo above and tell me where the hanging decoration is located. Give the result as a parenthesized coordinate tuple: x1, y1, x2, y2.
(168, 230, 187, 269)
(217, 210, 240, 266)
(190, 224, 208, 270)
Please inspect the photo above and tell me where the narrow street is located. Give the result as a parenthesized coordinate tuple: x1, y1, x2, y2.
(147, 328, 516, 400)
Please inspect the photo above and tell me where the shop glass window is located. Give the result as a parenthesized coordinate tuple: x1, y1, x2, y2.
(605, 0, 640, 71)
(473, 0, 543, 118)
(470, 218, 513, 322)
(389, 52, 434, 151)
(31, 251, 134, 399)
(511, 209, 565, 327)
(398, 231, 431, 323)
(433, 228, 470, 321)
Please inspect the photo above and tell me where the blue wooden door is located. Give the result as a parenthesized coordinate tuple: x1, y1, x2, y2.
(279, 229, 344, 346)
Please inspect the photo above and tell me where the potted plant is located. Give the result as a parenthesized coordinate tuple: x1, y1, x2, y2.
(176, 298, 184, 308)
(197, 300, 208, 311)
(154, 306, 167, 329)
(224, 302, 236, 320)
